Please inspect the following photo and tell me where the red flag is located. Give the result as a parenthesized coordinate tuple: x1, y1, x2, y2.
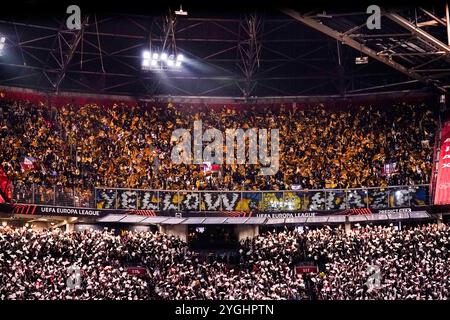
(0, 167, 11, 203)
(200, 161, 220, 174)
(20, 157, 36, 172)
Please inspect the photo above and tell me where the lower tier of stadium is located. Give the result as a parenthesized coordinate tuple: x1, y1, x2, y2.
(0, 219, 448, 300)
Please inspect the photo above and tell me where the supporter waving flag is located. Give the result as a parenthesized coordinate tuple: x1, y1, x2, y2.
(20, 156, 36, 172)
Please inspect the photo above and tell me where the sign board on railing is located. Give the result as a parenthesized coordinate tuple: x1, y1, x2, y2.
(9, 183, 430, 212)
(295, 265, 318, 274)
(93, 186, 429, 212)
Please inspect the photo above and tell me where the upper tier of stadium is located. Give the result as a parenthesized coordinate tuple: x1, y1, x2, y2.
(0, 94, 437, 191)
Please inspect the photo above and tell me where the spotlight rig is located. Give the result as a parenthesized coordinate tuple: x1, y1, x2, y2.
(141, 6, 187, 72)
(142, 51, 184, 71)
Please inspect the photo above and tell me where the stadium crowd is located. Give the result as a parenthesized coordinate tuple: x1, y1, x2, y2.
(0, 223, 448, 300)
(0, 99, 437, 191)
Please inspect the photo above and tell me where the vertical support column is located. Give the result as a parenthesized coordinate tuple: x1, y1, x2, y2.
(73, 186, 76, 207)
(237, 13, 263, 99)
(344, 222, 351, 235)
(157, 190, 160, 211)
(344, 189, 349, 209)
(365, 189, 369, 208)
(437, 213, 444, 227)
(408, 187, 412, 207)
(303, 192, 307, 210)
(446, 3, 450, 46)
(336, 40, 346, 96)
(344, 216, 351, 235)
(136, 191, 139, 210)
(66, 223, 75, 232)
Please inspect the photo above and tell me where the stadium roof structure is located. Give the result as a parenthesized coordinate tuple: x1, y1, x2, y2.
(1, 4, 450, 98)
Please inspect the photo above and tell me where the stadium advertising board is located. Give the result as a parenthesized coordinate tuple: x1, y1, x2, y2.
(0, 203, 430, 219)
(126, 267, 149, 277)
(434, 120, 450, 204)
(295, 265, 318, 274)
(0, 203, 103, 216)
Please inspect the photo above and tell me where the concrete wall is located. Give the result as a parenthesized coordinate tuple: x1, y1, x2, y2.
(74, 223, 102, 232)
(66, 223, 75, 232)
(235, 225, 259, 242)
(159, 224, 188, 242)
(345, 222, 351, 235)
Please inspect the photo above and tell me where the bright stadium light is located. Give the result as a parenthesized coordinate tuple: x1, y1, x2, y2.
(142, 50, 151, 59)
(0, 36, 5, 56)
(141, 50, 183, 71)
(142, 50, 152, 70)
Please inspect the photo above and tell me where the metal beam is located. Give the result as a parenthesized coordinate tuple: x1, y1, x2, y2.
(347, 80, 419, 93)
(52, 17, 89, 92)
(282, 8, 446, 93)
(349, 33, 412, 39)
(446, 3, 450, 46)
(385, 12, 450, 54)
(419, 8, 446, 26)
(237, 13, 263, 98)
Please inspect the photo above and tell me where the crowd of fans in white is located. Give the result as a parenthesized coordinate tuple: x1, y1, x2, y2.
(0, 222, 448, 300)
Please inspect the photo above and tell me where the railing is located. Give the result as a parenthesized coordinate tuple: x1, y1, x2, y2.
(11, 184, 95, 208)
(11, 183, 430, 212)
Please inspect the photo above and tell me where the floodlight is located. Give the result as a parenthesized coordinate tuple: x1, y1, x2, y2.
(176, 54, 184, 61)
(0, 37, 5, 43)
(143, 51, 151, 59)
(161, 53, 168, 61)
(142, 59, 150, 67)
(152, 53, 159, 60)
(175, 60, 182, 67)
(167, 59, 174, 67)
(150, 59, 158, 66)
(355, 56, 368, 65)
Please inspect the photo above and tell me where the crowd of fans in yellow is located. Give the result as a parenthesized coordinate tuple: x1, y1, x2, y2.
(0, 99, 437, 191)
